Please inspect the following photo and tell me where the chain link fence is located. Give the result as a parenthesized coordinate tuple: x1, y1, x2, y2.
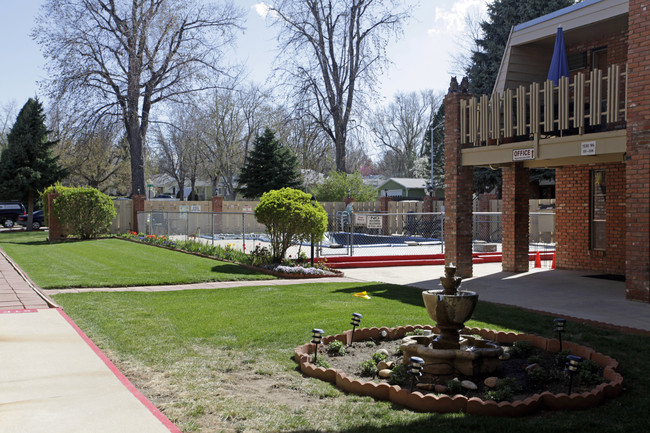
(137, 209, 555, 261)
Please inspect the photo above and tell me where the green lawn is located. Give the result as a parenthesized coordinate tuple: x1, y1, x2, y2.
(0, 231, 275, 289)
(52, 283, 650, 433)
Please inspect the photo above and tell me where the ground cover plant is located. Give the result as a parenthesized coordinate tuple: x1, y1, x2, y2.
(51, 282, 650, 433)
(0, 231, 275, 289)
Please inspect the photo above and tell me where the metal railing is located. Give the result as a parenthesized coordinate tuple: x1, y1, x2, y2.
(137, 210, 555, 261)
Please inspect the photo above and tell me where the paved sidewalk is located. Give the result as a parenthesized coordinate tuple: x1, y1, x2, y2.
(343, 263, 650, 333)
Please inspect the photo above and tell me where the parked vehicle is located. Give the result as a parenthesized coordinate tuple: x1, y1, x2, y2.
(16, 210, 45, 230)
(0, 202, 26, 228)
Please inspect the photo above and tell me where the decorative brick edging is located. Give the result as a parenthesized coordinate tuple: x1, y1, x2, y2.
(294, 326, 623, 416)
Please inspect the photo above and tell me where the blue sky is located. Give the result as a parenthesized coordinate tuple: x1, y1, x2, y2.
(0, 0, 487, 110)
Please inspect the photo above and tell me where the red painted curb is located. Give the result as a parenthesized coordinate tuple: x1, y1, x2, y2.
(56, 308, 182, 433)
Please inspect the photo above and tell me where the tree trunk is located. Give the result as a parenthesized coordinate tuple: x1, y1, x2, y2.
(335, 130, 347, 173)
(26, 190, 34, 232)
(127, 121, 146, 197)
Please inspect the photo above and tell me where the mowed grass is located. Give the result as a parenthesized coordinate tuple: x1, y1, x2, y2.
(52, 283, 650, 433)
(0, 231, 274, 289)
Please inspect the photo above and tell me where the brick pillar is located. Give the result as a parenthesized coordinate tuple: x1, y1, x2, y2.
(379, 196, 391, 235)
(132, 195, 146, 233)
(625, 0, 650, 302)
(423, 195, 434, 213)
(502, 163, 530, 273)
(211, 195, 223, 213)
(212, 195, 223, 234)
(46, 193, 62, 241)
(443, 86, 473, 278)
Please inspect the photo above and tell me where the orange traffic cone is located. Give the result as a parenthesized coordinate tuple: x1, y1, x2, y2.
(551, 252, 556, 269)
(534, 251, 541, 268)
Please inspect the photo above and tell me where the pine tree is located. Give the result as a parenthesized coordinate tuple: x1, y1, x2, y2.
(0, 98, 68, 229)
(466, 0, 575, 95)
(237, 128, 302, 199)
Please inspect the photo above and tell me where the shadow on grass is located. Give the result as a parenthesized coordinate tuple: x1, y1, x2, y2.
(332, 283, 425, 308)
(210, 263, 276, 277)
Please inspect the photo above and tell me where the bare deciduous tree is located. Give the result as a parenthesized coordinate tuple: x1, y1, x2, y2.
(370, 90, 441, 177)
(34, 0, 244, 196)
(270, 0, 410, 173)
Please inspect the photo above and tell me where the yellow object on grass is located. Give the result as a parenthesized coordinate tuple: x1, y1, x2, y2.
(353, 291, 371, 299)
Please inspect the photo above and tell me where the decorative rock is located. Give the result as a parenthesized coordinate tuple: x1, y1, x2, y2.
(416, 383, 435, 391)
(377, 349, 389, 357)
(378, 369, 392, 379)
(525, 363, 542, 374)
(484, 377, 499, 388)
(499, 352, 511, 360)
(377, 361, 395, 370)
(461, 380, 478, 390)
(434, 384, 448, 394)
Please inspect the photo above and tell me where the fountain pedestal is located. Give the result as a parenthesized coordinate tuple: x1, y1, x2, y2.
(401, 264, 502, 377)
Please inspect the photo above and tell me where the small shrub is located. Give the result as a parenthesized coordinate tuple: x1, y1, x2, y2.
(371, 351, 388, 364)
(555, 350, 572, 367)
(527, 367, 548, 384)
(498, 377, 522, 392)
(248, 244, 272, 267)
(486, 386, 514, 402)
(365, 340, 376, 348)
(360, 359, 377, 377)
(326, 340, 346, 356)
(578, 359, 602, 385)
(53, 186, 116, 239)
(446, 379, 463, 394)
(509, 340, 532, 357)
(388, 364, 409, 386)
(312, 357, 331, 369)
(527, 355, 542, 364)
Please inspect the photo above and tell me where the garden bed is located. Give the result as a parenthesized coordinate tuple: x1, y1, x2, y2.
(294, 325, 623, 416)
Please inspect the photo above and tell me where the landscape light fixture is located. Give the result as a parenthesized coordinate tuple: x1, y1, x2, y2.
(566, 355, 582, 394)
(554, 318, 566, 351)
(349, 313, 363, 346)
(311, 328, 324, 362)
(408, 356, 425, 391)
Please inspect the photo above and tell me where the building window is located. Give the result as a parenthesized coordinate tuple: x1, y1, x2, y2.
(591, 170, 606, 250)
(592, 47, 608, 71)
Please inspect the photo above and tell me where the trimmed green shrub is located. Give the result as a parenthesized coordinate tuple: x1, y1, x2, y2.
(254, 188, 328, 262)
(53, 186, 116, 239)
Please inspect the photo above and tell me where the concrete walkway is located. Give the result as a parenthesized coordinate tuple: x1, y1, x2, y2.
(2, 248, 649, 433)
(342, 263, 650, 333)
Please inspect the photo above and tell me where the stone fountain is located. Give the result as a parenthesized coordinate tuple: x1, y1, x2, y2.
(401, 264, 503, 377)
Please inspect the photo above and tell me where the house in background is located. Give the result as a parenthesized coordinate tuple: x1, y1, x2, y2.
(443, 0, 649, 302)
(377, 178, 440, 200)
(150, 174, 215, 200)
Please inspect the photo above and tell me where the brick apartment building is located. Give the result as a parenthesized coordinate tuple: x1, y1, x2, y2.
(443, 0, 649, 302)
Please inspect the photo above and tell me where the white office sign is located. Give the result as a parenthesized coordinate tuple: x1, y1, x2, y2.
(581, 141, 596, 155)
(366, 215, 382, 229)
(512, 148, 535, 161)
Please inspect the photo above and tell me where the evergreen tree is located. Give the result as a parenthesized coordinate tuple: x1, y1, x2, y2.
(465, 0, 573, 195)
(238, 128, 302, 199)
(0, 98, 68, 229)
(466, 0, 575, 96)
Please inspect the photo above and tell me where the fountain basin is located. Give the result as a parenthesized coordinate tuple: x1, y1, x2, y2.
(401, 334, 503, 376)
(422, 289, 479, 349)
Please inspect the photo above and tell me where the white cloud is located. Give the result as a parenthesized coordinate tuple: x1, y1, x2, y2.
(252, 2, 273, 18)
(428, 0, 486, 36)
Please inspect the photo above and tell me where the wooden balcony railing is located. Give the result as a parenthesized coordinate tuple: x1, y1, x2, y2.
(460, 64, 627, 146)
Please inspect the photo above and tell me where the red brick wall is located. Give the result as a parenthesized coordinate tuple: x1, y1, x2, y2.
(502, 164, 530, 273)
(555, 163, 626, 274)
(566, 27, 628, 73)
(443, 90, 474, 278)
(625, 0, 650, 302)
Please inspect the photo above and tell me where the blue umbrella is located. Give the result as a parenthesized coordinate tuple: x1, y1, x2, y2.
(547, 26, 569, 85)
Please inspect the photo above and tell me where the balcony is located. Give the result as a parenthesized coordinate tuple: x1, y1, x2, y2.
(460, 65, 627, 168)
